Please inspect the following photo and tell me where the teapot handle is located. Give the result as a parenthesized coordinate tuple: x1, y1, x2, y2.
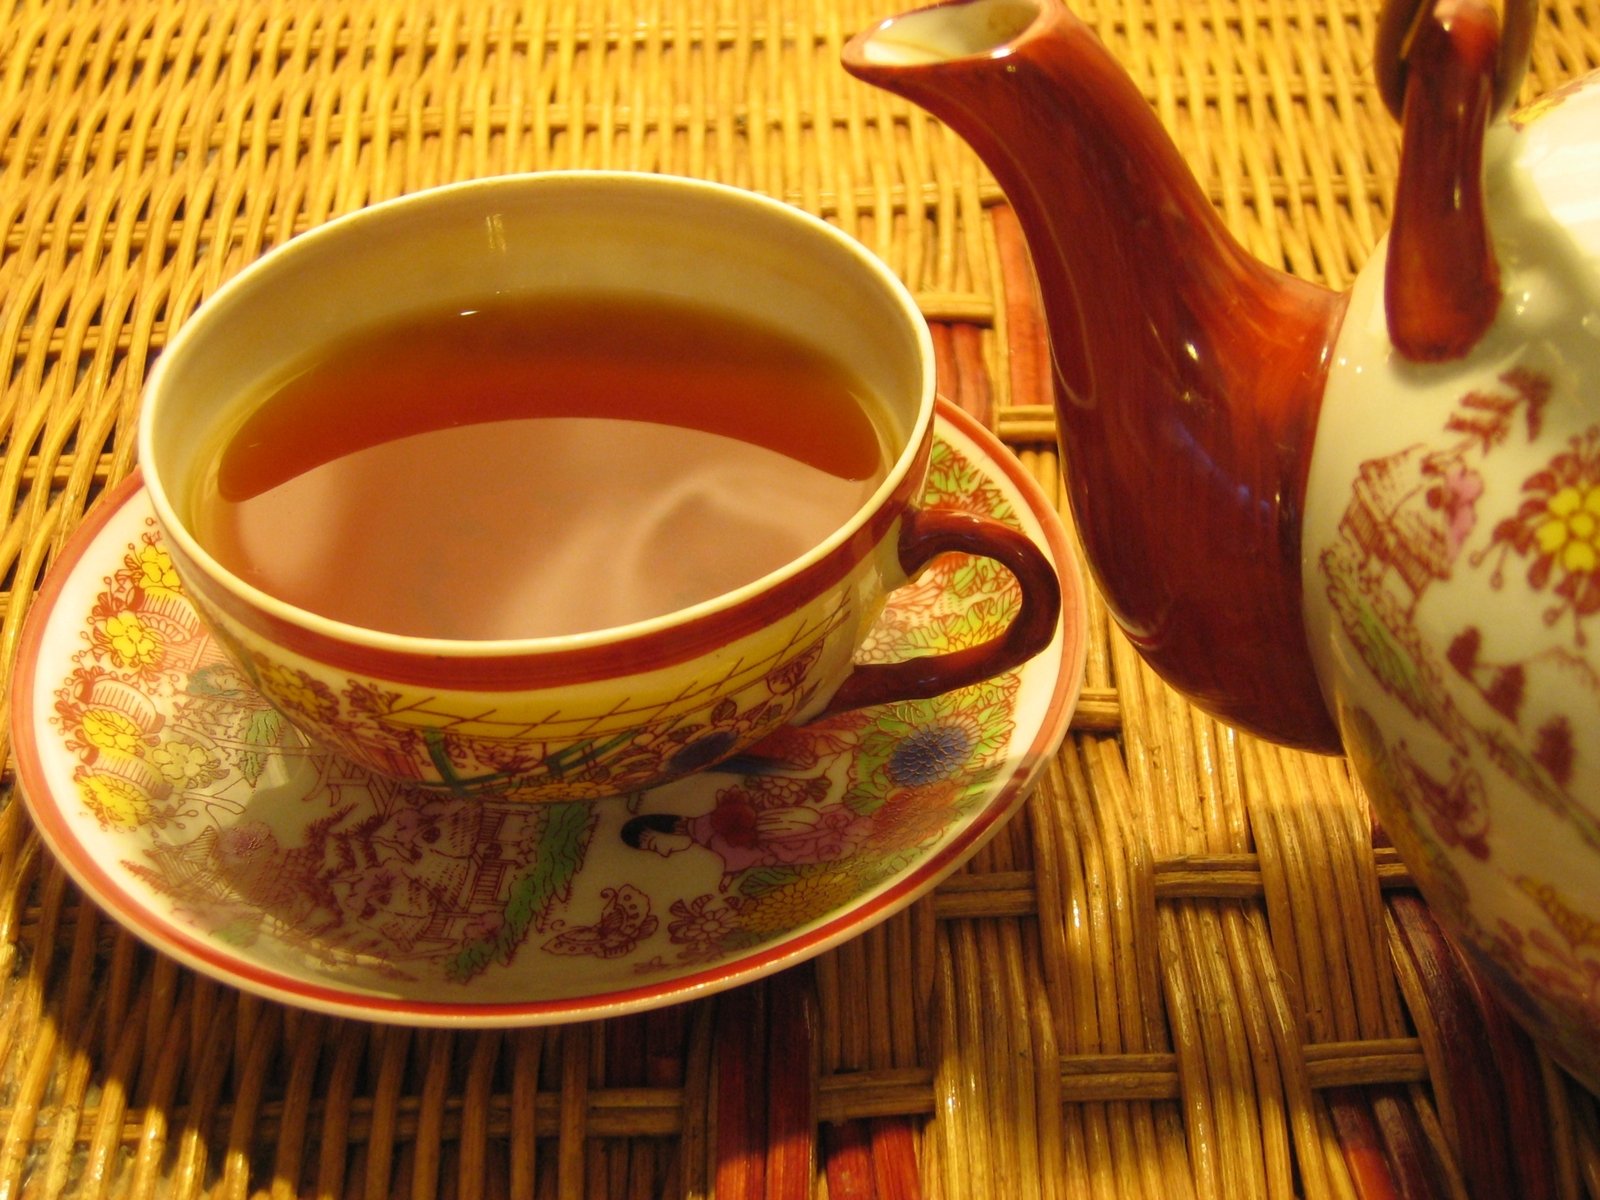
(1378, 0, 1538, 362)
(1375, 0, 1537, 121)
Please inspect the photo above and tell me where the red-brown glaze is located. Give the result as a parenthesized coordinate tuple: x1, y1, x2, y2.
(1385, 0, 1503, 362)
(844, 0, 1346, 751)
(816, 505, 1062, 715)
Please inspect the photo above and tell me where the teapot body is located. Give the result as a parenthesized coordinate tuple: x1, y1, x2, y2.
(1304, 77, 1600, 1083)
(844, 0, 1600, 1090)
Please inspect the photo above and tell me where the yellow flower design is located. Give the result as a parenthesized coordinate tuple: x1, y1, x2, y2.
(258, 662, 335, 722)
(1518, 875, 1600, 951)
(736, 868, 861, 937)
(1535, 484, 1600, 575)
(150, 738, 221, 787)
(135, 544, 183, 594)
(79, 773, 151, 830)
(1476, 425, 1600, 632)
(81, 708, 146, 755)
(102, 611, 162, 670)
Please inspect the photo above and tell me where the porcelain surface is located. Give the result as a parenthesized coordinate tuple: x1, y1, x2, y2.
(844, 0, 1600, 1088)
(1305, 77, 1600, 1080)
(137, 171, 1061, 800)
(12, 406, 1085, 1025)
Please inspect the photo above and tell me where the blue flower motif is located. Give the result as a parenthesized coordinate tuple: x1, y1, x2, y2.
(886, 721, 975, 787)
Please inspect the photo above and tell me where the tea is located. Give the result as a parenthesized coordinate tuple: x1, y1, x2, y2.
(191, 293, 890, 639)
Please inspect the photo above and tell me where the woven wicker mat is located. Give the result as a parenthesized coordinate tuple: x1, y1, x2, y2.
(4, 1, 1600, 1196)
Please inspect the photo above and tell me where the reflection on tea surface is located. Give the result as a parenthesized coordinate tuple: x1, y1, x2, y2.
(193, 293, 891, 639)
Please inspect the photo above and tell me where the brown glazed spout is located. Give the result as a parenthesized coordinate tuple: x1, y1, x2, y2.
(843, 0, 1348, 751)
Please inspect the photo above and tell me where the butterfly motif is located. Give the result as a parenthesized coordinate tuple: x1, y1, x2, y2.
(542, 885, 659, 959)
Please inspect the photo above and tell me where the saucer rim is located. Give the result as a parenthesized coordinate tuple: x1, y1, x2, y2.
(10, 400, 1087, 1026)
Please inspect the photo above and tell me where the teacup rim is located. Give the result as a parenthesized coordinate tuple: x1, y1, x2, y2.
(137, 169, 938, 658)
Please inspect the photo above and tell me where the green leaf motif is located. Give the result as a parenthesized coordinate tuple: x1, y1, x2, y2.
(186, 662, 254, 700)
(924, 466, 974, 504)
(444, 801, 596, 983)
(948, 557, 1010, 599)
(1351, 604, 1429, 717)
(237, 752, 268, 787)
(736, 865, 802, 897)
(212, 917, 261, 948)
(235, 708, 286, 785)
(243, 708, 284, 748)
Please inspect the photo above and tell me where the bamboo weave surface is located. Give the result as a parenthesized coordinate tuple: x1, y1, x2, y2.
(3, 0, 1600, 1196)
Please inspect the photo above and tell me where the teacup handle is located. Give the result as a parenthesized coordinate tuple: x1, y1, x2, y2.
(814, 508, 1062, 717)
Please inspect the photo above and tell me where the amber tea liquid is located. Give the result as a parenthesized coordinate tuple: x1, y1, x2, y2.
(192, 293, 890, 639)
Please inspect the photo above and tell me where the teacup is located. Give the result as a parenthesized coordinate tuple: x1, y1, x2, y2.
(137, 171, 1062, 801)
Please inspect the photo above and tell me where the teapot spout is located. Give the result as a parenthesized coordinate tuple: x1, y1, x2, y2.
(845, 0, 1348, 751)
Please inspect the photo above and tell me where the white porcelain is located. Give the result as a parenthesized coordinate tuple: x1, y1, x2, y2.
(843, 0, 1600, 1087)
(1304, 79, 1600, 1074)
(12, 406, 1085, 1024)
(135, 171, 1062, 801)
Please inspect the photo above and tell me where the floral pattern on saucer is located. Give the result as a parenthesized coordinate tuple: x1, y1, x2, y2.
(15, 407, 1083, 1023)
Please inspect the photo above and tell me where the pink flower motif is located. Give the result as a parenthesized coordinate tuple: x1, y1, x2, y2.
(1433, 463, 1485, 556)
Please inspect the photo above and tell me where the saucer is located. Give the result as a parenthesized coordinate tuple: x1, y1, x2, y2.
(11, 402, 1086, 1026)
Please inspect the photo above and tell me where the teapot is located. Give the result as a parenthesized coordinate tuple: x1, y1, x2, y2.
(843, 0, 1600, 1089)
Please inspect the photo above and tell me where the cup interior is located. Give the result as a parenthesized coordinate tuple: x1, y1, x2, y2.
(138, 172, 935, 643)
